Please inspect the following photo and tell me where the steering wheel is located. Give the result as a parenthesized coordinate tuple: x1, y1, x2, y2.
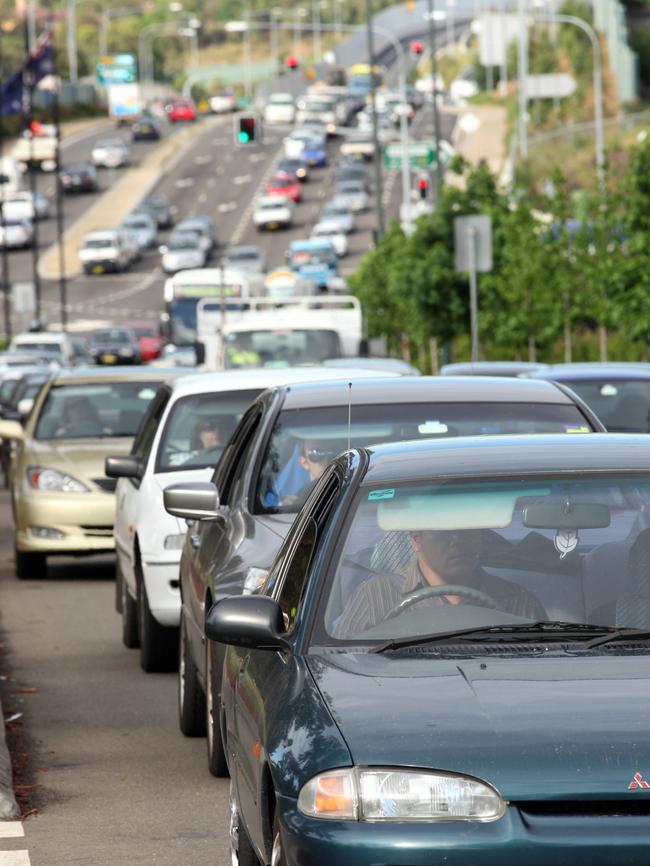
(382, 584, 499, 622)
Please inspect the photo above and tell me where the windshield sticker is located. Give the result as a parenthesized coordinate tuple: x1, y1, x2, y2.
(554, 529, 579, 559)
(368, 488, 395, 501)
(418, 420, 449, 435)
(564, 425, 590, 434)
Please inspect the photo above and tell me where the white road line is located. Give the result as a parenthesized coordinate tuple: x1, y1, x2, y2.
(233, 174, 252, 185)
(249, 153, 266, 163)
(0, 822, 24, 839)
(217, 202, 237, 213)
(175, 177, 195, 188)
(198, 193, 207, 203)
(0, 853, 31, 866)
(193, 154, 212, 165)
(212, 137, 228, 146)
(229, 141, 285, 247)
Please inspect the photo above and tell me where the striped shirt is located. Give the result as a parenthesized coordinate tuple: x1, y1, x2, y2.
(334, 559, 547, 639)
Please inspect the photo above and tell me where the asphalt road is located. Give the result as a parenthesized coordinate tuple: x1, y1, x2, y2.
(0, 493, 231, 866)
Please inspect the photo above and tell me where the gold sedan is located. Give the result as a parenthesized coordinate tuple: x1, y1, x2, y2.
(0, 366, 176, 579)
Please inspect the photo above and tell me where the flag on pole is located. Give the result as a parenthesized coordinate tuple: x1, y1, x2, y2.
(0, 27, 54, 118)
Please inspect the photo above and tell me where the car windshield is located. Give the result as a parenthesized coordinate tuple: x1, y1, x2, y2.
(225, 329, 340, 372)
(270, 177, 294, 188)
(260, 200, 285, 211)
(92, 330, 132, 345)
(84, 238, 114, 249)
(156, 390, 260, 472)
(168, 234, 200, 250)
(129, 325, 156, 338)
(228, 249, 258, 262)
(289, 248, 337, 267)
(254, 403, 593, 516)
(324, 204, 348, 217)
(557, 378, 650, 433)
(124, 217, 150, 228)
(316, 474, 650, 644)
(12, 342, 62, 356)
(35, 382, 160, 439)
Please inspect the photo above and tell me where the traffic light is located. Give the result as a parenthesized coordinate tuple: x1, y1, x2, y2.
(411, 40, 424, 56)
(285, 55, 299, 71)
(418, 177, 429, 200)
(236, 114, 259, 145)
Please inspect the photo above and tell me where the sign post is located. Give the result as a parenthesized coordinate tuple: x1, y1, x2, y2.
(454, 215, 493, 363)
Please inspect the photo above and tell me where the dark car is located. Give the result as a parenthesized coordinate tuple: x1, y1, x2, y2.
(276, 156, 310, 182)
(163, 376, 603, 777)
(90, 327, 142, 366)
(131, 117, 162, 141)
(212, 432, 650, 866)
(334, 160, 370, 187)
(527, 363, 650, 433)
(58, 162, 98, 194)
(135, 193, 174, 229)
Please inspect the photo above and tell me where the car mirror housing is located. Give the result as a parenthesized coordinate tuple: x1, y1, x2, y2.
(17, 398, 34, 418)
(0, 419, 25, 441)
(105, 455, 143, 479)
(163, 481, 220, 520)
(205, 595, 290, 651)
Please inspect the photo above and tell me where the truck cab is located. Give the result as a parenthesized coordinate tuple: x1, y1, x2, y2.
(288, 238, 338, 291)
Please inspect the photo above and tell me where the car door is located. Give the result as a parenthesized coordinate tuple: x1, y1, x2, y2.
(233, 469, 342, 840)
(116, 386, 171, 594)
(182, 401, 265, 680)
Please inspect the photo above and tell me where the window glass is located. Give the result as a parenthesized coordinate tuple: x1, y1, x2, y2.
(317, 475, 650, 644)
(225, 330, 341, 369)
(156, 389, 259, 472)
(35, 381, 162, 440)
(277, 518, 317, 632)
(560, 379, 650, 433)
(131, 387, 169, 459)
(253, 402, 593, 516)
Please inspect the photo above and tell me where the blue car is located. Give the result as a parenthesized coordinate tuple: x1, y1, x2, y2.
(302, 135, 327, 167)
(211, 433, 650, 865)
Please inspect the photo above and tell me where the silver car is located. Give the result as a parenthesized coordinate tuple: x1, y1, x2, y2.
(333, 180, 369, 213)
(320, 199, 355, 234)
(160, 232, 207, 274)
(121, 212, 157, 251)
(222, 245, 267, 274)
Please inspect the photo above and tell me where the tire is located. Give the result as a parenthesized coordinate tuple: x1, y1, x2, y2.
(271, 812, 287, 866)
(121, 575, 139, 649)
(229, 781, 260, 866)
(115, 558, 124, 614)
(206, 640, 229, 777)
(178, 609, 206, 737)
(15, 549, 46, 580)
(137, 571, 178, 673)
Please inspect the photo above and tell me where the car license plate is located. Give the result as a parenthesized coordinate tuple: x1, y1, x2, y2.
(308, 159, 317, 165)
(267, 222, 278, 230)
(92, 265, 104, 274)
(101, 354, 117, 364)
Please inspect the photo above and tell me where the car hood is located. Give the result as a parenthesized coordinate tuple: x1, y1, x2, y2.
(307, 651, 650, 801)
(27, 436, 133, 482)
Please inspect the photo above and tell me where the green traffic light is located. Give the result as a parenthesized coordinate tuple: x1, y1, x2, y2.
(238, 131, 250, 143)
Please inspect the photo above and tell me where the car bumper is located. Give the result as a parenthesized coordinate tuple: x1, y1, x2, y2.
(276, 795, 650, 866)
(141, 557, 181, 626)
(15, 492, 115, 554)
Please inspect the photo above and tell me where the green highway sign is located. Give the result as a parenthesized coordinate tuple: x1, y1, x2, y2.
(96, 54, 137, 86)
(383, 141, 436, 170)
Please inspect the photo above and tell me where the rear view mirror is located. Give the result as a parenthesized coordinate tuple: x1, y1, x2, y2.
(163, 481, 220, 520)
(523, 502, 611, 530)
(205, 595, 289, 651)
(105, 455, 143, 479)
(0, 420, 25, 441)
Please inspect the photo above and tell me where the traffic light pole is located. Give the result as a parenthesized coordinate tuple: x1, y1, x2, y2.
(425, 0, 442, 196)
(364, 0, 386, 241)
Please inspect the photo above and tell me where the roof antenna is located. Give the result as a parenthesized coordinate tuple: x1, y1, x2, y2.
(347, 381, 352, 453)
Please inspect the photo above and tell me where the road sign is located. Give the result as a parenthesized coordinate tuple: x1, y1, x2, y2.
(526, 74, 577, 99)
(454, 215, 493, 273)
(96, 54, 137, 86)
(383, 141, 436, 170)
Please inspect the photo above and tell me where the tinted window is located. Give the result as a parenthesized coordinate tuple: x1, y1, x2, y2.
(131, 387, 170, 461)
(253, 402, 593, 516)
(156, 390, 259, 472)
(224, 330, 341, 368)
(560, 379, 650, 433)
(277, 518, 317, 633)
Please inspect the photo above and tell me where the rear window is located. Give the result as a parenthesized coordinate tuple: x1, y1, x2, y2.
(560, 379, 650, 433)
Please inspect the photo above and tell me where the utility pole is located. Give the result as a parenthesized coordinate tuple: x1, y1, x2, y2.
(0, 28, 12, 339)
(425, 0, 442, 196)
(365, 0, 385, 239)
(517, 0, 528, 160)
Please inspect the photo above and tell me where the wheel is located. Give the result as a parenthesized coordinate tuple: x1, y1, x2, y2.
(206, 640, 229, 777)
(178, 609, 206, 736)
(271, 812, 287, 866)
(137, 572, 178, 673)
(230, 781, 260, 866)
(121, 575, 139, 648)
(15, 549, 46, 580)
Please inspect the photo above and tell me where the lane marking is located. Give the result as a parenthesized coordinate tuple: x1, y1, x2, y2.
(193, 154, 212, 165)
(175, 177, 195, 188)
(233, 174, 252, 185)
(0, 823, 24, 839)
(212, 137, 228, 146)
(0, 853, 31, 866)
(217, 202, 237, 213)
(249, 153, 266, 163)
(198, 193, 207, 204)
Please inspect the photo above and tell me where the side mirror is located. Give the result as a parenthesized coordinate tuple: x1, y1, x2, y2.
(105, 455, 143, 479)
(163, 481, 220, 520)
(0, 420, 25, 441)
(158, 245, 168, 254)
(17, 398, 34, 418)
(205, 595, 289, 651)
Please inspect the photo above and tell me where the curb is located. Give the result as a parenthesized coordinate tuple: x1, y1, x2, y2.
(38, 115, 224, 281)
(0, 694, 19, 819)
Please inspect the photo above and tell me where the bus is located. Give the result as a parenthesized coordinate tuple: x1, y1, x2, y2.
(346, 63, 384, 96)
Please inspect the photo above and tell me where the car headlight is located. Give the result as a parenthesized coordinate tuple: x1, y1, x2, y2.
(118, 347, 134, 357)
(27, 467, 89, 493)
(298, 768, 505, 822)
(163, 533, 185, 550)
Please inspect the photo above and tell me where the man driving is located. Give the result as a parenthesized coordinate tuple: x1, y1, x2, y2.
(334, 528, 546, 639)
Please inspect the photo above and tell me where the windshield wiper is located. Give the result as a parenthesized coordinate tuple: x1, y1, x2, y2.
(372, 621, 621, 654)
(583, 628, 650, 649)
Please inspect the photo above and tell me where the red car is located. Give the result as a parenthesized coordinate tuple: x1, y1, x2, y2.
(122, 321, 163, 362)
(166, 99, 197, 122)
(265, 172, 302, 203)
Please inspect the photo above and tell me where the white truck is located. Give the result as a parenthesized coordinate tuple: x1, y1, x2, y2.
(196, 295, 363, 371)
(11, 125, 58, 172)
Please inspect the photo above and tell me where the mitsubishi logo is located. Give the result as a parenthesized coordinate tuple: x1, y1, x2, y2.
(628, 773, 650, 790)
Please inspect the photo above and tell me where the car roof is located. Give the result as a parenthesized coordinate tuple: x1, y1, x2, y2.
(291, 239, 335, 250)
(276, 375, 573, 410)
(12, 332, 67, 344)
(50, 366, 180, 386)
(528, 363, 650, 381)
(361, 433, 650, 485)
(440, 361, 550, 376)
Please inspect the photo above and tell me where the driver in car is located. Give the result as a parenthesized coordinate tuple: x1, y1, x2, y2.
(334, 528, 546, 639)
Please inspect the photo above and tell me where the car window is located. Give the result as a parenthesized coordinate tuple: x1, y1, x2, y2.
(155, 389, 259, 472)
(211, 403, 263, 505)
(131, 386, 171, 460)
(558, 379, 650, 433)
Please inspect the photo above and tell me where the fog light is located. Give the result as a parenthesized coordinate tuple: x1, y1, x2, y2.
(30, 526, 64, 539)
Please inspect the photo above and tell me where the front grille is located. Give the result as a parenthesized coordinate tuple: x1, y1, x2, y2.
(519, 801, 650, 817)
(93, 477, 117, 493)
(81, 525, 114, 538)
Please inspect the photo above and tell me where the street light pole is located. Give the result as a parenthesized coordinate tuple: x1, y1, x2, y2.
(425, 0, 442, 196)
(312, 0, 322, 64)
(365, 0, 385, 240)
(517, 0, 528, 159)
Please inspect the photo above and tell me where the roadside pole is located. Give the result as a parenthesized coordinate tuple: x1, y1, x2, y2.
(0, 33, 12, 340)
(365, 0, 385, 240)
(454, 215, 492, 364)
(22, 21, 41, 326)
(425, 0, 442, 197)
(51, 30, 67, 332)
(467, 226, 479, 362)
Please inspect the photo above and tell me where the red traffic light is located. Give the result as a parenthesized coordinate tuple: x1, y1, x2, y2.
(411, 40, 424, 55)
(418, 177, 429, 199)
(285, 55, 299, 70)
